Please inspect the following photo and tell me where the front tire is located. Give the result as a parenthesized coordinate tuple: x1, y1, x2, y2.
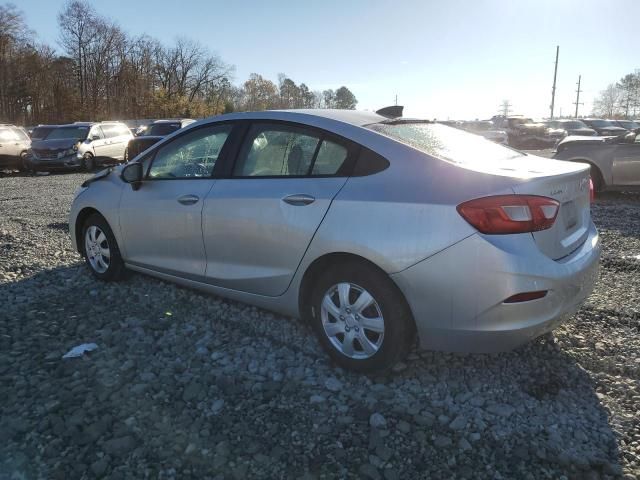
(308, 261, 413, 373)
(18, 151, 31, 173)
(82, 153, 95, 172)
(81, 214, 126, 281)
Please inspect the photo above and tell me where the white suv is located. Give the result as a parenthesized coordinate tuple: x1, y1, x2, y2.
(0, 124, 31, 171)
(29, 122, 133, 171)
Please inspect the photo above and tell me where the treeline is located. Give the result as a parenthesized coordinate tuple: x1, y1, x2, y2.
(592, 71, 639, 118)
(0, 2, 357, 125)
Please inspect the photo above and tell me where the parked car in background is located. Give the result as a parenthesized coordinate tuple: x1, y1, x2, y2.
(125, 119, 195, 161)
(29, 122, 133, 171)
(612, 119, 640, 134)
(70, 109, 600, 372)
(580, 118, 628, 137)
(554, 132, 640, 191)
(544, 119, 596, 137)
(29, 124, 59, 141)
(491, 115, 558, 148)
(460, 120, 507, 144)
(0, 124, 31, 171)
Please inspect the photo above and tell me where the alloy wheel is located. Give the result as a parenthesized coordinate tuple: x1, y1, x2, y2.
(84, 225, 110, 274)
(320, 282, 385, 359)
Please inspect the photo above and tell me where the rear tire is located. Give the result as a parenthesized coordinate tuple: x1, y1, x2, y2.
(589, 165, 604, 192)
(307, 261, 414, 373)
(81, 213, 126, 281)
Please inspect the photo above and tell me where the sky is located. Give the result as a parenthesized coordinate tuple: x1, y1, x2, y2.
(15, 0, 640, 120)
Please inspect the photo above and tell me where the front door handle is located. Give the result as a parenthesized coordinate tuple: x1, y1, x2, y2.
(177, 194, 200, 205)
(282, 194, 315, 206)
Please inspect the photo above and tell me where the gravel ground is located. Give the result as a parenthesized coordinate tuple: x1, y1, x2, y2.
(1, 171, 639, 480)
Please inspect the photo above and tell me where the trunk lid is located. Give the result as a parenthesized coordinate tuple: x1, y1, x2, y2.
(510, 157, 591, 260)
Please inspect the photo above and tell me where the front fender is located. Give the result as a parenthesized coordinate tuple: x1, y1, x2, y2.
(69, 172, 126, 255)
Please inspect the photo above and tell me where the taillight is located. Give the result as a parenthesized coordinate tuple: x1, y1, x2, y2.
(457, 195, 560, 234)
(589, 178, 595, 203)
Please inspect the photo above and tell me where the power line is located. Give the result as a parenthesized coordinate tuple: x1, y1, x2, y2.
(498, 99, 512, 117)
(549, 45, 559, 119)
(573, 74, 583, 118)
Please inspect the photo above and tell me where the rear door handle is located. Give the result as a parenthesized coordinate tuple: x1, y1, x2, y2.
(177, 194, 200, 205)
(282, 194, 315, 206)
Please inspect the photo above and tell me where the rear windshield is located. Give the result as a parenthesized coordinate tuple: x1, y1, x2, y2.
(367, 122, 524, 164)
(46, 126, 90, 141)
(147, 123, 181, 136)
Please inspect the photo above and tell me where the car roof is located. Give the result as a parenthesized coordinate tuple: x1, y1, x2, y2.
(152, 119, 194, 124)
(206, 109, 388, 128)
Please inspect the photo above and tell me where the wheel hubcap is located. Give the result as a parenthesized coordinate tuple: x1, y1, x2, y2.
(84, 225, 110, 274)
(320, 282, 384, 360)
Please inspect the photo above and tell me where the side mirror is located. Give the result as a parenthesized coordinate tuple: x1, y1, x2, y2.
(91, 134, 100, 141)
(121, 162, 143, 190)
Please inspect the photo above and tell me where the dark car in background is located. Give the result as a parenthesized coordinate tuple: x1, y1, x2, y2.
(125, 118, 195, 161)
(580, 119, 628, 136)
(544, 119, 596, 137)
(490, 115, 560, 148)
(613, 119, 640, 134)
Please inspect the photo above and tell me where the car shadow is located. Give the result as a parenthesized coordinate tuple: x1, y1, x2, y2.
(0, 264, 625, 479)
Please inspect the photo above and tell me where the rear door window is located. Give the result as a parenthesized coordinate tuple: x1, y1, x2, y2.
(233, 123, 353, 177)
(101, 125, 119, 138)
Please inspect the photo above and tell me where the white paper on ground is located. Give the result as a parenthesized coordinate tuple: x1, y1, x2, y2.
(62, 343, 98, 359)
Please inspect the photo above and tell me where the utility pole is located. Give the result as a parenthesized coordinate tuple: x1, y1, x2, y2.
(549, 45, 559, 119)
(395, 94, 398, 106)
(573, 74, 583, 118)
(499, 99, 512, 117)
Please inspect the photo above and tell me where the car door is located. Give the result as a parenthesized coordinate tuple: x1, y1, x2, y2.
(0, 128, 20, 158)
(100, 125, 122, 159)
(112, 124, 132, 160)
(612, 136, 640, 185)
(88, 126, 109, 157)
(119, 123, 234, 277)
(202, 122, 356, 296)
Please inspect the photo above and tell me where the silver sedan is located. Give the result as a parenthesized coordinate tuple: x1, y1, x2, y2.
(69, 110, 601, 372)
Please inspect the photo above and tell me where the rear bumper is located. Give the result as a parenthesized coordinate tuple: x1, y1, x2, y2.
(391, 222, 600, 353)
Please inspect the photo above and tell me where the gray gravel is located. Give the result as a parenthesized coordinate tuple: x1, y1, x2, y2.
(1, 171, 639, 479)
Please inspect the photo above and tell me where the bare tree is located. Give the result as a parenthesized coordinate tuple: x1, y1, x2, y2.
(593, 84, 622, 118)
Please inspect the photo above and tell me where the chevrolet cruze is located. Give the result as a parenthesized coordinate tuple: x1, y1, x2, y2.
(69, 110, 600, 372)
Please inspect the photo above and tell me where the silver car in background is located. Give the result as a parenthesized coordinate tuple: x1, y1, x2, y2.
(0, 124, 31, 171)
(69, 110, 600, 372)
(554, 132, 640, 191)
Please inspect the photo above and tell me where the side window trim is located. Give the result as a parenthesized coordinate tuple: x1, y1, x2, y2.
(143, 122, 237, 181)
